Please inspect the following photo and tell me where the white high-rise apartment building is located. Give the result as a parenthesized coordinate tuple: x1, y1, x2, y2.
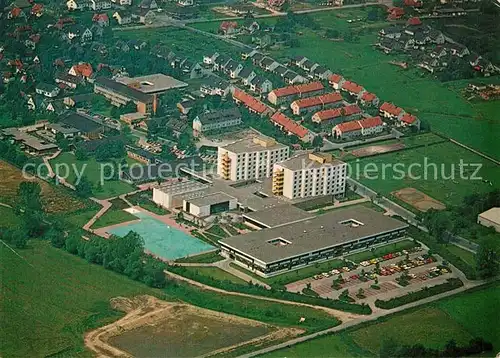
(217, 136, 289, 181)
(272, 152, 347, 199)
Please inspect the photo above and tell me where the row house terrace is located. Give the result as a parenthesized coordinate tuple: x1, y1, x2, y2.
(268, 81, 324, 106)
(290, 92, 343, 116)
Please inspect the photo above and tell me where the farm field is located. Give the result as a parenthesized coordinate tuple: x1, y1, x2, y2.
(49, 153, 136, 199)
(264, 283, 500, 357)
(0, 240, 164, 358)
(351, 141, 500, 207)
(0, 160, 88, 214)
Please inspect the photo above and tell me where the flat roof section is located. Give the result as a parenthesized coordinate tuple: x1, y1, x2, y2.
(188, 192, 237, 207)
(219, 206, 408, 264)
(223, 135, 287, 154)
(479, 207, 500, 224)
(116, 74, 188, 94)
(277, 153, 345, 171)
(243, 204, 314, 228)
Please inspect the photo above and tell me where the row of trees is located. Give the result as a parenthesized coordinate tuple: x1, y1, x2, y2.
(380, 338, 493, 357)
(417, 190, 500, 279)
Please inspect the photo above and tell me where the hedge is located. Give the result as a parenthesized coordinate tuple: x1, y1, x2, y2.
(375, 278, 464, 309)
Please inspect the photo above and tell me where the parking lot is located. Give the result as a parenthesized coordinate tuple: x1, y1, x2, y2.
(285, 245, 461, 304)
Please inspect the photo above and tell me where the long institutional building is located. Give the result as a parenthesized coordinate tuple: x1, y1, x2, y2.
(219, 206, 409, 277)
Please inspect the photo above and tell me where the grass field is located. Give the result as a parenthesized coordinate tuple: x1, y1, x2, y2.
(91, 207, 137, 230)
(49, 153, 135, 199)
(345, 239, 418, 264)
(444, 245, 476, 267)
(263, 283, 500, 357)
(0, 240, 164, 357)
(351, 141, 500, 207)
(0, 205, 20, 229)
(175, 250, 223, 264)
(177, 266, 248, 285)
(0, 160, 88, 214)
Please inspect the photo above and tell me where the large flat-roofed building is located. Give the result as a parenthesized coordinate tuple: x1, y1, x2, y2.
(217, 135, 289, 181)
(183, 192, 238, 218)
(242, 204, 314, 229)
(115, 74, 188, 95)
(1, 127, 58, 156)
(193, 107, 242, 134)
(272, 152, 347, 199)
(478, 207, 500, 233)
(219, 206, 409, 277)
(152, 180, 210, 209)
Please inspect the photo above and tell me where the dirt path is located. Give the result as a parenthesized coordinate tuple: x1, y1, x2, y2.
(164, 270, 361, 323)
(84, 296, 303, 358)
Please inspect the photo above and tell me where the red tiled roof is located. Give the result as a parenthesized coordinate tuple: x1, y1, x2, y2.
(380, 102, 403, 116)
(361, 92, 377, 102)
(71, 63, 93, 78)
(400, 113, 417, 124)
(270, 81, 324, 98)
(407, 17, 422, 26)
(404, 0, 422, 7)
(328, 73, 343, 84)
(336, 120, 362, 133)
(271, 112, 309, 138)
(388, 6, 404, 19)
(220, 21, 238, 30)
(93, 13, 109, 22)
(292, 92, 342, 109)
(233, 88, 270, 114)
(341, 81, 364, 94)
(31, 3, 43, 13)
(29, 33, 41, 43)
(359, 116, 383, 129)
(10, 7, 22, 17)
(314, 104, 361, 121)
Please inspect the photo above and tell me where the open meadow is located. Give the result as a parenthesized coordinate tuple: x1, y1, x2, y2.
(0, 160, 88, 214)
(263, 283, 500, 357)
(49, 153, 136, 199)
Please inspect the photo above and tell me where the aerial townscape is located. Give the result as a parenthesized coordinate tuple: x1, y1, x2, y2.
(0, 0, 499, 355)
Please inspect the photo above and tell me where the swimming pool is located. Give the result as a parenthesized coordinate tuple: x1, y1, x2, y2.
(108, 211, 215, 260)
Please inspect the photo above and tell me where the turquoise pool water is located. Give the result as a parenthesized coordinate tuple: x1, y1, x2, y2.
(108, 211, 214, 260)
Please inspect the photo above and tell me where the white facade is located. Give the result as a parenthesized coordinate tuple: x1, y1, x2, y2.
(273, 153, 347, 200)
(217, 136, 289, 181)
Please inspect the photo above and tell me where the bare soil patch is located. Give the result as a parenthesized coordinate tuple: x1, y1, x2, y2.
(351, 143, 405, 158)
(84, 295, 303, 358)
(0, 160, 86, 213)
(392, 187, 446, 212)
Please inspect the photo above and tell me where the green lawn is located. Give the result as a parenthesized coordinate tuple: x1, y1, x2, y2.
(206, 224, 230, 238)
(175, 250, 223, 264)
(345, 239, 418, 264)
(0, 206, 20, 229)
(91, 207, 137, 230)
(178, 266, 248, 285)
(0, 240, 165, 357)
(444, 245, 476, 267)
(264, 283, 500, 357)
(352, 141, 500, 207)
(50, 153, 136, 199)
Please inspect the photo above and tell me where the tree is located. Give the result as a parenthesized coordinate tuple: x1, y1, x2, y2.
(325, 29, 340, 39)
(75, 146, 89, 161)
(142, 258, 167, 288)
(312, 135, 323, 148)
(75, 176, 93, 198)
(476, 236, 499, 278)
(55, 133, 70, 152)
(17, 181, 43, 213)
(46, 228, 66, 248)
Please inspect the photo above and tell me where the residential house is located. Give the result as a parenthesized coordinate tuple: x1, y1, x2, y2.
(237, 66, 254, 82)
(200, 77, 232, 97)
(25, 34, 41, 50)
(299, 58, 315, 72)
(333, 116, 384, 139)
(270, 112, 313, 142)
(63, 93, 93, 107)
(341, 81, 365, 98)
(447, 43, 470, 58)
(268, 81, 324, 105)
(55, 72, 83, 89)
(112, 0, 132, 5)
(312, 104, 362, 124)
(273, 65, 288, 78)
(233, 88, 274, 116)
(407, 17, 422, 26)
(228, 61, 244, 79)
(213, 54, 230, 72)
(311, 66, 332, 80)
(138, 0, 158, 9)
(241, 49, 258, 60)
(418, 56, 439, 73)
(193, 107, 242, 133)
(115, 39, 130, 52)
(90, 24, 104, 38)
(251, 52, 265, 66)
(36, 83, 60, 98)
(328, 74, 345, 90)
(290, 92, 343, 116)
(177, 99, 196, 115)
(178, 0, 194, 6)
(89, 0, 111, 10)
(31, 3, 43, 16)
(220, 21, 238, 35)
(293, 55, 307, 67)
(92, 13, 109, 27)
(387, 7, 404, 20)
(223, 59, 240, 75)
(429, 30, 445, 44)
(260, 57, 279, 72)
(431, 46, 447, 58)
(379, 102, 404, 119)
(203, 52, 219, 65)
(249, 76, 272, 94)
(69, 63, 93, 80)
(133, 9, 156, 24)
(81, 27, 93, 43)
(241, 69, 257, 86)
(379, 26, 402, 39)
(283, 71, 305, 85)
(113, 11, 133, 25)
(399, 113, 420, 128)
(66, 0, 88, 10)
(7, 6, 25, 19)
(359, 92, 379, 107)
